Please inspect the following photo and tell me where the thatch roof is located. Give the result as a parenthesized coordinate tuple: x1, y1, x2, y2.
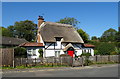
(38, 22, 84, 43)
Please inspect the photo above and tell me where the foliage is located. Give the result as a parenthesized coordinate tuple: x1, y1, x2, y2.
(0, 27, 13, 37)
(94, 50, 99, 55)
(2, 20, 37, 42)
(7, 25, 15, 37)
(88, 40, 101, 50)
(56, 17, 80, 28)
(115, 32, 120, 42)
(38, 49, 43, 58)
(77, 29, 89, 43)
(14, 47, 27, 58)
(97, 42, 116, 55)
(91, 36, 98, 40)
(2, 64, 69, 69)
(114, 47, 120, 55)
(100, 28, 117, 42)
(80, 53, 91, 58)
(13, 20, 37, 41)
(80, 53, 92, 66)
(84, 59, 93, 66)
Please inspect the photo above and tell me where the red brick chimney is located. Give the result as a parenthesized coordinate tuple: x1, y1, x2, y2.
(38, 16, 44, 27)
(37, 16, 44, 43)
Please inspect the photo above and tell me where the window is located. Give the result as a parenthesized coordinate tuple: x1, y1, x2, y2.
(33, 49, 36, 56)
(55, 51, 60, 57)
(82, 49, 87, 53)
(27, 49, 36, 56)
(90, 49, 91, 53)
(55, 37, 63, 41)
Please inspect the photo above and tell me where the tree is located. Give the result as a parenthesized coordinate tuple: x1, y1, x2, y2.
(100, 28, 117, 42)
(14, 47, 27, 58)
(7, 25, 15, 37)
(97, 42, 116, 55)
(56, 17, 80, 28)
(77, 29, 89, 43)
(11, 20, 37, 41)
(91, 36, 98, 40)
(0, 27, 13, 37)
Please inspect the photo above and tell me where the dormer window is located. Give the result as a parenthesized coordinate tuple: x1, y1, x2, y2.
(54, 36, 63, 41)
(56, 37, 61, 41)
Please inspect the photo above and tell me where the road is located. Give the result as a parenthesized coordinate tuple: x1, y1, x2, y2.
(2, 64, 119, 77)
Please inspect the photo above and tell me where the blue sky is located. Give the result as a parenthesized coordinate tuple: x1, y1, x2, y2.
(2, 2, 118, 38)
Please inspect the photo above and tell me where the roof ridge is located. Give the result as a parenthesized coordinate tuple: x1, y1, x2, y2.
(45, 22, 72, 27)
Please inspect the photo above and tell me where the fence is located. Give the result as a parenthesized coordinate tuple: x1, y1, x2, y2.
(1, 55, 119, 67)
(0, 48, 14, 66)
(14, 56, 73, 67)
(89, 55, 119, 63)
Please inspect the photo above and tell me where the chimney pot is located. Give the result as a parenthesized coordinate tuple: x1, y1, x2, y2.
(38, 16, 44, 27)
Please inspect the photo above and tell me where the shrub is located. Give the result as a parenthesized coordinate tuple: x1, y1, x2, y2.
(14, 47, 27, 58)
(97, 42, 116, 55)
(110, 51, 118, 55)
(84, 59, 93, 66)
(38, 49, 43, 58)
(81, 53, 92, 66)
(94, 50, 99, 55)
(81, 53, 91, 58)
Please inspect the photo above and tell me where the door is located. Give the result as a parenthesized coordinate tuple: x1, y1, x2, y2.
(67, 50, 74, 57)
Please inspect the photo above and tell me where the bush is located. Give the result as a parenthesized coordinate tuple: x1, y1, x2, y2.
(94, 50, 99, 55)
(81, 53, 91, 58)
(84, 59, 93, 66)
(80, 53, 92, 66)
(14, 47, 27, 58)
(97, 42, 116, 55)
(38, 49, 43, 58)
(110, 51, 118, 55)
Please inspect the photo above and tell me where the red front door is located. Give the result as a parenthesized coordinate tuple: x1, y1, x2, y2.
(67, 51, 74, 57)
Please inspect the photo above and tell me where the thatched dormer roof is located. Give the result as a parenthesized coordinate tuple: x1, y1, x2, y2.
(38, 22, 84, 43)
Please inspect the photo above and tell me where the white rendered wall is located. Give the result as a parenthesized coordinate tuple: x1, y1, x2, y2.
(55, 41, 61, 49)
(75, 49, 82, 56)
(91, 49, 94, 56)
(26, 47, 43, 59)
(45, 43, 54, 49)
(82, 48, 94, 56)
(44, 49, 64, 57)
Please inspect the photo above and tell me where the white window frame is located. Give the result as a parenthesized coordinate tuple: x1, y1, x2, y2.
(27, 49, 36, 56)
(55, 51, 60, 57)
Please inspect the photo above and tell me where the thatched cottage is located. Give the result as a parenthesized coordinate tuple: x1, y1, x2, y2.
(20, 16, 94, 58)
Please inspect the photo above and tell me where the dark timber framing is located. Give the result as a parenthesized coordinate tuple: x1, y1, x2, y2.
(45, 43, 54, 49)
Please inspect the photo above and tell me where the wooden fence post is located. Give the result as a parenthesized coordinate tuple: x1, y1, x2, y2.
(35, 58, 36, 66)
(96, 55, 97, 63)
(60, 57, 62, 66)
(118, 54, 120, 64)
(81, 57, 84, 67)
(12, 48, 14, 68)
(108, 55, 110, 62)
(20, 58, 22, 65)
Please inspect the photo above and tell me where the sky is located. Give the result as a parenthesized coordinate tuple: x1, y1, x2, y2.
(2, 2, 118, 38)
